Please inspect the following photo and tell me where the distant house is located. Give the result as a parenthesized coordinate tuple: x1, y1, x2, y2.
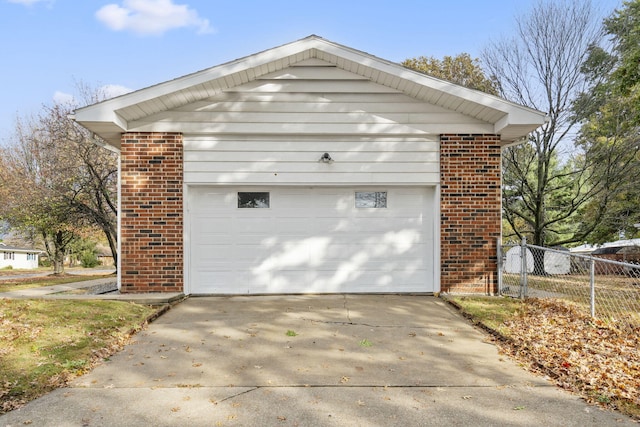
(0, 243, 41, 269)
(572, 239, 640, 275)
(571, 238, 640, 259)
(96, 246, 115, 267)
(592, 245, 640, 264)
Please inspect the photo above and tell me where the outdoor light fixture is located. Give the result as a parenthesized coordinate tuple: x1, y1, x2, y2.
(320, 152, 333, 163)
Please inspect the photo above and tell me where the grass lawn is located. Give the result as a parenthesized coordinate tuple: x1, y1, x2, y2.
(446, 295, 640, 421)
(0, 298, 158, 413)
(445, 295, 523, 335)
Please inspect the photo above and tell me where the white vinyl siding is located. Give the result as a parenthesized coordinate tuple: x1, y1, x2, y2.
(149, 62, 489, 186)
(147, 62, 491, 186)
(132, 63, 493, 136)
(184, 135, 438, 185)
(0, 250, 39, 269)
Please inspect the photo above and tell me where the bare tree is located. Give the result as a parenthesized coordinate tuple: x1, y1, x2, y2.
(482, 0, 606, 251)
(0, 115, 84, 274)
(41, 100, 119, 269)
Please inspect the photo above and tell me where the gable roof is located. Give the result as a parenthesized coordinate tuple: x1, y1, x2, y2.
(0, 243, 41, 253)
(73, 35, 546, 148)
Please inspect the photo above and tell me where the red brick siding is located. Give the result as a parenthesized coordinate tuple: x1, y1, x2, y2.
(120, 132, 183, 293)
(440, 134, 501, 294)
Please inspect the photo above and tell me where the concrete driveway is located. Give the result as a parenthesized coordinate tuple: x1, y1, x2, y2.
(1, 295, 635, 426)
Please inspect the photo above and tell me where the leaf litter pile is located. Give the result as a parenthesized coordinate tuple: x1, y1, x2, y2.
(493, 298, 639, 419)
(0, 299, 157, 413)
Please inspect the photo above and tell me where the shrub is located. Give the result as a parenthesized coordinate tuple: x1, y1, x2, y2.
(80, 250, 100, 268)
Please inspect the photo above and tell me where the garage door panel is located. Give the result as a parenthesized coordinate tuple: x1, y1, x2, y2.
(189, 186, 435, 294)
(191, 243, 233, 261)
(189, 190, 233, 212)
(233, 219, 276, 233)
(233, 234, 279, 244)
(192, 216, 234, 233)
(191, 272, 235, 292)
(274, 219, 316, 234)
(309, 218, 354, 232)
(351, 219, 422, 233)
(193, 233, 233, 244)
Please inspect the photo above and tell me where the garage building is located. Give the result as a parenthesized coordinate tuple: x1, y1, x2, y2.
(74, 35, 546, 295)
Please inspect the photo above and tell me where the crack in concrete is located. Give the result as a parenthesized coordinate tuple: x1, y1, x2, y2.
(216, 386, 260, 403)
(343, 294, 351, 323)
(300, 317, 435, 329)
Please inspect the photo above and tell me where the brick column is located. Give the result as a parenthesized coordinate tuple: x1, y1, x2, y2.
(120, 132, 183, 293)
(440, 134, 501, 294)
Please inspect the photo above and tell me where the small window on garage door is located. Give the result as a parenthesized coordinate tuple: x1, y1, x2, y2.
(355, 191, 387, 208)
(238, 192, 270, 208)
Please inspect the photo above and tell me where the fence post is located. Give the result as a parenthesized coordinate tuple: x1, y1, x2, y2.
(590, 258, 596, 318)
(520, 237, 528, 299)
(497, 237, 502, 295)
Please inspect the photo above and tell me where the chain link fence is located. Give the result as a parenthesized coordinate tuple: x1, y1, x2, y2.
(498, 239, 640, 328)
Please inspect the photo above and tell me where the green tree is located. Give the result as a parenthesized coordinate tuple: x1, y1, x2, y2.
(573, 0, 640, 242)
(402, 53, 500, 95)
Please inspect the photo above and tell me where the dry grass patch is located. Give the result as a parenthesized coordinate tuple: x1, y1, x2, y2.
(0, 299, 157, 413)
(447, 296, 640, 421)
(0, 275, 112, 293)
(0, 268, 50, 277)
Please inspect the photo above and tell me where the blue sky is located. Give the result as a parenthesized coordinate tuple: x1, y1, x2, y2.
(0, 0, 621, 140)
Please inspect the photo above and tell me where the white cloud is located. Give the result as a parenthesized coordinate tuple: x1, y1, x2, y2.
(95, 0, 214, 36)
(53, 91, 76, 105)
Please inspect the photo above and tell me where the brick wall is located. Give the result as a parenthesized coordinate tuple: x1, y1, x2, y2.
(120, 132, 183, 293)
(116, 131, 500, 294)
(440, 134, 501, 294)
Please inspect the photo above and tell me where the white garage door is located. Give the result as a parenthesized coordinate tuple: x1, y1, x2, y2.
(187, 186, 436, 294)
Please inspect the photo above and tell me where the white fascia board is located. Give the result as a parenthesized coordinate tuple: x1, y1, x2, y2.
(494, 109, 549, 135)
(74, 107, 128, 130)
(75, 37, 323, 121)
